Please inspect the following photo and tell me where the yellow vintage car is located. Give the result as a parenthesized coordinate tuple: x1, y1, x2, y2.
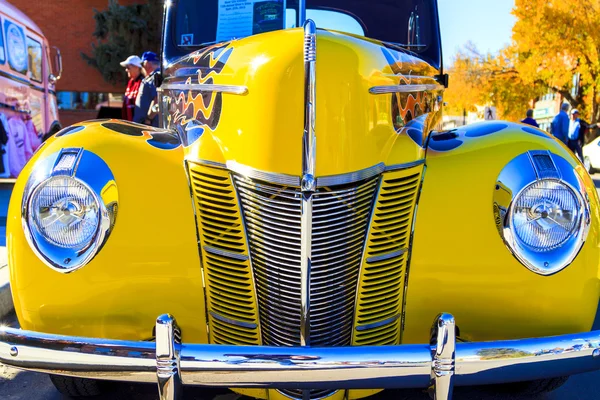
(2, 1, 600, 400)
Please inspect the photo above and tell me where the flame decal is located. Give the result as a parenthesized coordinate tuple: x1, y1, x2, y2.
(99, 121, 181, 150)
(165, 43, 234, 146)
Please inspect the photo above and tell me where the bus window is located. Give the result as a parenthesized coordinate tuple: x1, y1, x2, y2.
(27, 37, 42, 82)
(0, 17, 5, 64)
(4, 19, 27, 75)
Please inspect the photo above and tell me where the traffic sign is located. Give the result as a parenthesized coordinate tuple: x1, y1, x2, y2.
(484, 106, 497, 120)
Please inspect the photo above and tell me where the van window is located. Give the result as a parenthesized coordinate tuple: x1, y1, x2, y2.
(27, 37, 42, 82)
(0, 18, 5, 65)
(4, 19, 27, 75)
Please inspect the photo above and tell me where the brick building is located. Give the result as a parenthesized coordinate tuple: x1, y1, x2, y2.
(6, 0, 144, 127)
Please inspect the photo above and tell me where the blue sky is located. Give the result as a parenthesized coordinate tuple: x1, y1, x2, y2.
(438, 0, 516, 67)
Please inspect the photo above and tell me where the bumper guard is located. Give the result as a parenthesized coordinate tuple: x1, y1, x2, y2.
(2, 313, 600, 400)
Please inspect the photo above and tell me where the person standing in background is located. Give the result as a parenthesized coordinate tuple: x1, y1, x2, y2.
(120, 55, 144, 122)
(568, 109, 584, 161)
(521, 109, 539, 128)
(134, 52, 162, 127)
(550, 103, 570, 145)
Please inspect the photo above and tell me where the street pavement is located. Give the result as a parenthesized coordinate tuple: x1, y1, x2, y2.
(2, 179, 600, 399)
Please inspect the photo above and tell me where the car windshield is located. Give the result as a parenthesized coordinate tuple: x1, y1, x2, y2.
(167, 0, 442, 68)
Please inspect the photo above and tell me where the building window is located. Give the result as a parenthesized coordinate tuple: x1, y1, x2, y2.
(57, 92, 122, 110)
(27, 37, 42, 83)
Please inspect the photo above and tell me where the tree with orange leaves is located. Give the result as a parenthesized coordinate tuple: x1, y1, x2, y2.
(512, 0, 600, 124)
(444, 43, 542, 122)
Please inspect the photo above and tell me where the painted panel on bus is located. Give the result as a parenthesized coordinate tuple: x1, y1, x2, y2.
(4, 19, 27, 75)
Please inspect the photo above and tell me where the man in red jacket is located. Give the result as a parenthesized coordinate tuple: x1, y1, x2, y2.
(120, 55, 144, 121)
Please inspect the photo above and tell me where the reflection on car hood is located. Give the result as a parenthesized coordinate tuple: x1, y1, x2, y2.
(162, 28, 443, 177)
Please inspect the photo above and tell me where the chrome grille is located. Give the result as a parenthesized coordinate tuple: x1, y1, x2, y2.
(233, 174, 378, 347)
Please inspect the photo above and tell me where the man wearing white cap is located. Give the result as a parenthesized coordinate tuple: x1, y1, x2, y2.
(119, 55, 144, 121)
(568, 109, 583, 161)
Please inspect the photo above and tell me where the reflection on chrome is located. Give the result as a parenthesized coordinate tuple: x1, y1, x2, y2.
(369, 83, 444, 94)
(300, 19, 317, 348)
(2, 313, 600, 400)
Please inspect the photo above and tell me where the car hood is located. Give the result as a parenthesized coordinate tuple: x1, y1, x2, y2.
(162, 28, 443, 177)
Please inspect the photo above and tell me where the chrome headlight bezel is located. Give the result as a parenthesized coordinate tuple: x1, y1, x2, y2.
(494, 150, 591, 276)
(22, 148, 118, 273)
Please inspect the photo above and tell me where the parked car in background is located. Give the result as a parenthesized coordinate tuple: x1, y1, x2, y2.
(2, 1, 600, 400)
(583, 136, 600, 173)
(0, 0, 62, 177)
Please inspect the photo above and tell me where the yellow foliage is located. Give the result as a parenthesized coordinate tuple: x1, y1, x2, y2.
(512, 0, 600, 122)
(444, 44, 542, 121)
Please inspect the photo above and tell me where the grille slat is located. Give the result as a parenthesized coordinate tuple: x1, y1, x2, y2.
(353, 168, 423, 346)
(189, 163, 261, 346)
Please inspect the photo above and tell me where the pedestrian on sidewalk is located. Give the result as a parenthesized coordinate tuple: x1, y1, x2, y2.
(550, 103, 570, 145)
(568, 109, 584, 161)
(134, 51, 162, 127)
(120, 55, 145, 122)
(521, 109, 539, 128)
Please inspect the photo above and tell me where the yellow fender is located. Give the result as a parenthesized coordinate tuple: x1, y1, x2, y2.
(403, 121, 600, 344)
(7, 120, 207, 344)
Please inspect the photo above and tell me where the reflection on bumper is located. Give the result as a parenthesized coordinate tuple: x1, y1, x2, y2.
(1, 313, 600, 400)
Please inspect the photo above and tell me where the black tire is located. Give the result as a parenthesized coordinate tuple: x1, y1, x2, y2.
(488, 376, 569, 396)
(49, 375, 106, 398)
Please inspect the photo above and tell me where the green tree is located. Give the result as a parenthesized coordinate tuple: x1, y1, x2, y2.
(82, 0, 163, 85)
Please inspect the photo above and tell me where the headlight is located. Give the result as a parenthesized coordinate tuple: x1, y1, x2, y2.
(494, 150, 590, 275)
(23, 148, 117, 273)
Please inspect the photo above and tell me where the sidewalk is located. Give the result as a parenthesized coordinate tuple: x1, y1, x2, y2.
(0, 248, 10, 320)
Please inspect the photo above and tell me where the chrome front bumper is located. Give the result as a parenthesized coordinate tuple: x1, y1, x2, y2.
(1, 314, 600, 400)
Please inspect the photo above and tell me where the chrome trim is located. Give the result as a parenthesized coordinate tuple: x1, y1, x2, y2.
(192, 159, 426, 187)
(494, 151, 591, 275)
(203, 245, 249, 261)
(156, 314, 182, 400)
(355, 313, 400, 332)
(209, 311, 258, 330)
(51, 148, 83, 176)
(369, 84, 444, 95)
(430, 314, 455, 400)
(385, 159, 426, 171)
(317, 163, 384, 187)
(300, 19, 317, 347)
(227, 161, 300, 186)
(366, 249, 407, 264)
(159, 83, 248, 95)
(189, 159, 227, 170)
(5, 313, 600, 400)
(21, 149, 118, 273)
(528, 150, 561, 180)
